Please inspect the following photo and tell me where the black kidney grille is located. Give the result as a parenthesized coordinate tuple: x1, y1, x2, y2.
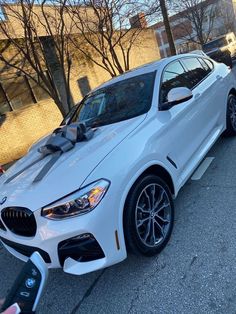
(1, 207, 37, 237)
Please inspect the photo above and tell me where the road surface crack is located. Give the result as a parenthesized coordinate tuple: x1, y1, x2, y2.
(70, 268, 106, 314)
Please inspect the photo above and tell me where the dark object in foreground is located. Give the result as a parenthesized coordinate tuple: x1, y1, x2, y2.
(206, 48, 233, 68)
(1, 252, 48, 314)
(0, 166, 4, 175)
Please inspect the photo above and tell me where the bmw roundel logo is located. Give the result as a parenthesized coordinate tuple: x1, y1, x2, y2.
(0, 197, 7, 206)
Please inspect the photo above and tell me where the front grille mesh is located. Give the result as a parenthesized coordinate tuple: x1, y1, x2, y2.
(1, 207, 37, 237)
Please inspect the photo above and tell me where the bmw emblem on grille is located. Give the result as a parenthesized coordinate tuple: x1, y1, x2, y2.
(0, 197, 7, 205)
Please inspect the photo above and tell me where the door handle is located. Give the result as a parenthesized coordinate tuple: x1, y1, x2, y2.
(216, 75, 223, 81)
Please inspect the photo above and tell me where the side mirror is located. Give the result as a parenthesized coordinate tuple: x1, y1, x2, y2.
(160, 87, 193, 111)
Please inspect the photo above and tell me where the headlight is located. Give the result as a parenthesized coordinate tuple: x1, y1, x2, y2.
(42, 179, 110, 219)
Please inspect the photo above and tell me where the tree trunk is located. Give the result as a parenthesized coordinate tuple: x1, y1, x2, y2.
(160, 0, 176, 56)
(53, 97, 67, 118)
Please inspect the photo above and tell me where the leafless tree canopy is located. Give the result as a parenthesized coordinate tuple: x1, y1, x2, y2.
(67, 0, 160, 77)
(0, 0, 76, 116)
(173, 0, 218, 47)
(216, 1, 236, 34)
(0, 0, 160, 115)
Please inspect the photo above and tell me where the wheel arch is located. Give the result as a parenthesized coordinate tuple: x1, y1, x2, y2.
(122, 164, 175, 254)
(123, 164, 175, 212)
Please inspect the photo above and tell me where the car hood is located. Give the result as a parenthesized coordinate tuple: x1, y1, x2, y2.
(0, 115, 146, 211)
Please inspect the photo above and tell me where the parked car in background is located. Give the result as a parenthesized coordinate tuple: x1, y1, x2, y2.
(0, 54, 236, 276)
(202, 32, 236, 68)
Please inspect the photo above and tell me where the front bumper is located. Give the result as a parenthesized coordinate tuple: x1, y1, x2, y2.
(0, 200, 127, 275)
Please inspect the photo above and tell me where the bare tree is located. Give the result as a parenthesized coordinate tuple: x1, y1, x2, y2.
(216, 0, 236, 34)
(0, 0, 76, 116)
(173, 0, 218, 47)
(67, 0, 160, 77)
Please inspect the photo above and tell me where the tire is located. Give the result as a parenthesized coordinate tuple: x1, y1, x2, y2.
(224, 94, 236, 137)
(123, 174, 174, 256)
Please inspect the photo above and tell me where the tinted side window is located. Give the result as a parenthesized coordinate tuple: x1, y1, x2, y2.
(198, 58, 211, 73)
(203, 58, 214, 70)
(181, 57, 209, 87)
(160, 61, 190, 103)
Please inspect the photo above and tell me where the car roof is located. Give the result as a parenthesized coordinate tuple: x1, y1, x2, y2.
(96, 60, 163, 90)
(95, 53, 208, 91)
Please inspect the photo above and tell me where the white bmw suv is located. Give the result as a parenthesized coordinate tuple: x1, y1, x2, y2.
(0, 54, 236, 275)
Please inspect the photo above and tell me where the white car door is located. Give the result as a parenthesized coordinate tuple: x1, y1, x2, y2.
(181, 57, 225, 138)
(157, 57, 221, 185)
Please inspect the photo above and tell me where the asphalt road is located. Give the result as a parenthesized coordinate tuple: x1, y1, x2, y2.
(1, 66, 236, 314)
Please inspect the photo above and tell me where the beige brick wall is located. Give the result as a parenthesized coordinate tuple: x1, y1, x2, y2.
(0, 100, 62, 164)
(0, 29, 160, 165)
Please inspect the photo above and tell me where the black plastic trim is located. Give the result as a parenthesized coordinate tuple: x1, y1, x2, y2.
(58, 234, 105, 266)
(0, 237, 51, 263)
(167, 156, 177, 169)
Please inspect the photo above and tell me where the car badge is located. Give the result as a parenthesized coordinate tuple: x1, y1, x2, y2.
(0, 197, 7, 205)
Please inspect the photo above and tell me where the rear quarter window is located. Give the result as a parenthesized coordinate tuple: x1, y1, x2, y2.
(181, 57, 210, 88)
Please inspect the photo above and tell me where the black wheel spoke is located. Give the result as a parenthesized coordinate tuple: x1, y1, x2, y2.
(151, 219, 156, 245)
(154, 220, 165, 238)
(151, 185, 156, 208)
(143, 218, 152, 242)
(155, 202, 169, 214)
(155, 215, 170, 224)
(143, 190, 152, 211)
(137, 217, 150, 228)
(153, 189, 164, 210)
(137, 205, 149, 214)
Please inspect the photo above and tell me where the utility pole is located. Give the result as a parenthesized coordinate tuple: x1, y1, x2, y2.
(160, 0, 176, 55)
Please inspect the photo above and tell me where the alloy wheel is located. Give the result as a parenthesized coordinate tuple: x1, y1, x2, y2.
(135, 183, 171, 248)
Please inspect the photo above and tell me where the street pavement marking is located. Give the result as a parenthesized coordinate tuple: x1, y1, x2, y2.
(191, 157, 215, 181)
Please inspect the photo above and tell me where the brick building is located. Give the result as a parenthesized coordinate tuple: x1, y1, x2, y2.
(0, 4, 160, 164)
(153, 0, 236, 57)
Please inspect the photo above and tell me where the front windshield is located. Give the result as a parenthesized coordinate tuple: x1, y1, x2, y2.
(70, 71, 156, 128)
(203, 38, 227, 52)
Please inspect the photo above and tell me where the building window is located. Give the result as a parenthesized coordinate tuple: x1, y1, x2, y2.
(2, 77, 35, 110)
(77, 76, 91, 98)
(0, 75, 50, 114)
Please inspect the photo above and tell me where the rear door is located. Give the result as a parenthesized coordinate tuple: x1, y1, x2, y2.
(181, 57, 224, 137)
(158, 57, 222, 182)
